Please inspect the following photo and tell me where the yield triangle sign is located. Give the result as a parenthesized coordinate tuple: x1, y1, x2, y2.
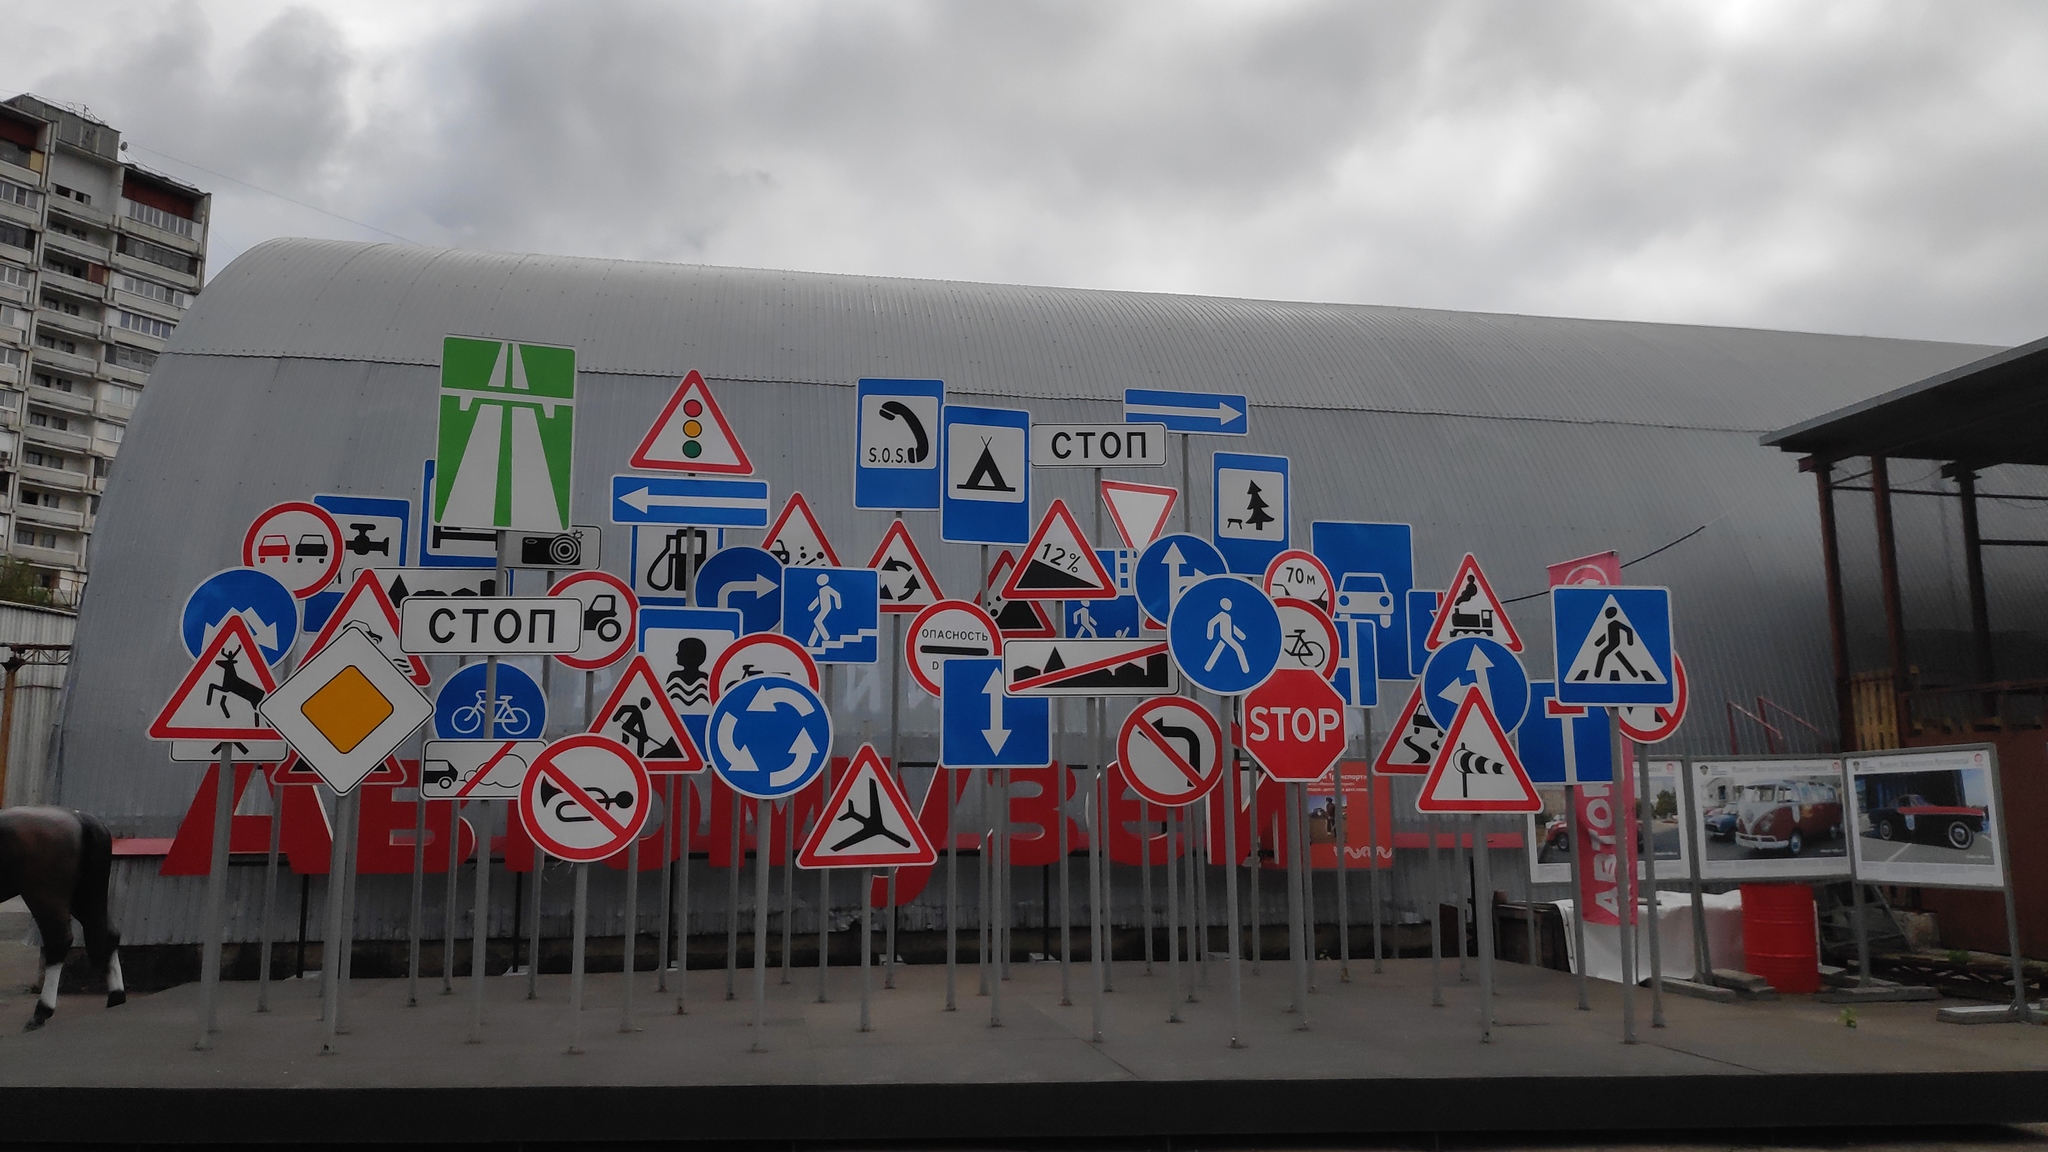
(868, 519, 943, 613)
(1416, 691, 1540, 813)
(797, 744, 936, 869)
(589, 654, 705, 773)
(983, 551, 1057, 638)
(763, 492, 840, 567)
(1003, 499, 1116, 600)
(1100, 480, 1178, 551)
(150, 615, 281, 741)
(629, 369, 754, 474)
(1423, 553, 1524, 652)
(1373, 685, 1443, 776)
(305, 568, 429, 685)
(1564, 594, 1669, 688)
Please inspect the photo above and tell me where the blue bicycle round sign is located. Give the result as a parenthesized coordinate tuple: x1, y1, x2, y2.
(706, 673, 832, 799)
(434, 661, 547, 740)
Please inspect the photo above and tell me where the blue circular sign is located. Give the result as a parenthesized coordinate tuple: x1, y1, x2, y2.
(434, 662, 547, 740)
(1136, 533, 1227, 627)
(1420, 636, 1529, 732)
(694, 546, 785, 635)
(181, 567, 298, 668)
(707, 674, 832, 799)
(1167, 574, 1281, 696)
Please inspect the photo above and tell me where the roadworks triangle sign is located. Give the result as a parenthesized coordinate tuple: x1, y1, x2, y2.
(983, 551, 1057, 637)
(1003, 499, 1115, 601)
(1423, 553, 1523, 652)
(868, 519, 943, 613)
(1416, 691, 1540, 813)
(305, 569, 429, 685)
(1100, 480, 1178, 551)
(629, 369, 754, 474)
(1563, 594, 1669, 687)
(797, 744, 936, 869)
(589, 654, 705, 773)
(762, 492, 840, 567)
(1373, 685, 1443, 776)
(150, 615, 282, 741)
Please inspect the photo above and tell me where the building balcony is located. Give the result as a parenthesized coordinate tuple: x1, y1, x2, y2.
(28, 381, 93, 415)
(8, 541, 82, 571)
(24, 423, 92, 453)
(42, 231, 109, 264)
(108, 250, 198, 291)
(16, 502, 84, 531)
(93, 395, 136, 421)
(0, 198, 37, 231)
(37, 309, 101, 341)
(30, 345, 96, 376)
(19, 463, 90, 492)
(0, 278, 29, 307)
(0, 158, 40, 190)
(49, 199, 111, 229)
(38, 267, 103, 302)
(109, 287, 183, 322)
(106, 326, 166, 355)
(101, 361, 147, 388)
(115, 210, 204, 252)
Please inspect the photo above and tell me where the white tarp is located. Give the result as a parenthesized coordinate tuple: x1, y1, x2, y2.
(1552, 890, 1747, 983)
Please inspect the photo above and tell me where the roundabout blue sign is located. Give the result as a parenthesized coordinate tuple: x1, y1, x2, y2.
(707, 673, 832, 799)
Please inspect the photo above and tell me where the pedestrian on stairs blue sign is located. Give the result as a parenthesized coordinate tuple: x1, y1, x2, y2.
(1550, 586, 1675, 708)
(783, 566, 881, 664)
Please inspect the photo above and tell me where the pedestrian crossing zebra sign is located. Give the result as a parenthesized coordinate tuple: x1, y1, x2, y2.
(1550, 586, 1674, 708)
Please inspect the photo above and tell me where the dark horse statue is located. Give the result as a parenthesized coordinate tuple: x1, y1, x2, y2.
(0, 807, 123, 1029)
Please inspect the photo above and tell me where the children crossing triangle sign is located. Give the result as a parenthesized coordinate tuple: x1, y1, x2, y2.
(434, 336, 575, 533)
(1423, 553, 1523, 652)
(589, 654, 705, 772)
(150, 614, 281, 741)
(797, 744, 936, 868)
(629, 369, 754, 474)
(305, 569, 430, 686)
(1416, 691, 1540, 813)
(1002, 499, 1115, 600)
(868, 519, 943, 613)
(763, 492, 840, 568)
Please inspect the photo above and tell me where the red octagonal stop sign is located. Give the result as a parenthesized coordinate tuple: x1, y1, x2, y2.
(1242, 669, 1346, 783)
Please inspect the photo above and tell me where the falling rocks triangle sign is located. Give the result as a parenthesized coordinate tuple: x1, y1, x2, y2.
(1415, 691, 1540, 813)
(762, 492, 841, 567)
(1002, 498, 1116, 600)
(588, 654, 705, 773)
(629, 369, 754, 474)
(867, 519, 944, 613)
(1100, 480, 1178, 552)
(983, 551, 1057, 637)
(1423, 553, 1524, 652)
(797, 744, 936, 869)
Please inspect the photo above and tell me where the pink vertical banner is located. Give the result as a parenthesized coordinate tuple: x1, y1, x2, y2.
(1574, 736, 1638, 926)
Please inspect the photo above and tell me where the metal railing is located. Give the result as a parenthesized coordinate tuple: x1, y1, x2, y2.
(1726, 695, 1831, 755)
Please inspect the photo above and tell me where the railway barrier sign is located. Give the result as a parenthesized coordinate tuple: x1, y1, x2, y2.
(711, 633, 820, 701)
(941, 658, 1050, 768)
(1617, 653, 1688, 743)
(1424, 553, 1523, 652)
(1135, 532, 1227, 627)
(782, 566, 880, 664)
(546, 570, 638, 670)
(762, 492, 841, 568)
(1003, 499, 1115, 600)
(1551, 586, 1675, 708)
(1001, 638, 1171, 696)
(638, 606, 744, 729)
(941, 404, 1031, 545)
(261, 624, 433, 792)
(611, 475, 772, 529)
(695, 545, 785, 634)
(1167, 574, 1281, 696)
(497, 524, 600, 572)
(243, 501, 343, 599)
(1118, 696, 1224, 807)
(1100, 480, 1178, 551)
(906, 599, 1001, 697)
(421, 739, 547, 800)
(982, 552, 1056, 637)
(590, 654, 705, 771)
(1421, 636, 1529, 732)
(313, 493, 411, 593)
(630, 369, 754, 474)
(1332, 616, 1379, 707)
(418, 459, 499, 568)
(181, 567, 297, 668)
(1520, 683, 1614, 785)
(797, 744, 937, 869)
(435, 337, 576, 534)
(1264, 549, 1334, 616)
(519, 734, 651, 863)
(707, 674, 832, 799)
(1311, 521, 1416, 678)
(399, 597, 580, 656)
(1373, 686, 1443, 776)
(151, 615, 281, 742)
(434, 662, 546, 740)
(1211, 451, 1288, 575)
(1273, 600, 1338, 679)
(1242, 669, 1346, 783)
(868, 519, 943, 613)
(1415, 691, 1540, 814)
(855, 377, 944, 510)
(304, 569, 429, 685)
(1030, 423, 1167, 467)
(1123, 388, 1248, 436)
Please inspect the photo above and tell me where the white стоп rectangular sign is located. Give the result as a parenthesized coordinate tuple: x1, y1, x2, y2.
(399, 597, 580, 655)
(1029, 423, 1167, 467)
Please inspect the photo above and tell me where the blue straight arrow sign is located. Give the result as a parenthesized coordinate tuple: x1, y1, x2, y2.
(1123, 388, 1248, 436)
(611, 475, 771, 528)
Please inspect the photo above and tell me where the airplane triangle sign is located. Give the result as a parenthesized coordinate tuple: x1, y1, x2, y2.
(1373, 685, 1443, 776)
(983, 551, 1057, 637)
(305, 569, 430, 685)
(1003, 499, 1116, 601)
(1564, 594, 1669, 687)
(589, 654, 705, 773)
(868, 519, 943, 613)
(150, 615, 282, 741)
(797, 744, 937, 869)
(1415, 691, 1540, 813)
(628, 369, 754, 474)
(1100, 480, 1178, 551)
(1423, 553, 1524, 652)
(762, 492, 840, 567)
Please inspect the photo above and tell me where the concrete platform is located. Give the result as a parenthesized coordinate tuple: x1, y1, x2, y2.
(0, 956, 2043, 1143)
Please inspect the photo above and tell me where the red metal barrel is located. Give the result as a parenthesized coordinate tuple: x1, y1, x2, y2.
(1740, 882, 1820, 993)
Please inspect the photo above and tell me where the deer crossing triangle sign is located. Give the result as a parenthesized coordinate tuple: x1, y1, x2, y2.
(434, 336, 575, 534)
(796, 745, 937, 869)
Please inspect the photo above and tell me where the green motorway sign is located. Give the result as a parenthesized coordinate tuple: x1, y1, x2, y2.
(434, 336, 576, 532)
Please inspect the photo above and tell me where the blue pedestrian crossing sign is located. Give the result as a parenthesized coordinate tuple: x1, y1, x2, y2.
(1421, 636, 1529, 732)
(855, 378, 944, 511)
(1123, 388, 1248, 436)
(1551, 586, 1675, 707)
(1332, 617, 1379, 708)
(694, 545, 784, 634)
(707, 674, 832, 799)
(1167, 575, 1281, 696)
(1212, 451, 1288, 575)
(941, 657, 1050, 768)
(783, 566, 881, 664)
(1519, 682, 1614, 785)
(941, 404, 1030, 545)
(1135, 533, 1227, 627)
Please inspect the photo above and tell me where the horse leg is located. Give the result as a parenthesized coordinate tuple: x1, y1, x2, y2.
(71, 812, 123, 1006)
(24, 898, 70, 1030)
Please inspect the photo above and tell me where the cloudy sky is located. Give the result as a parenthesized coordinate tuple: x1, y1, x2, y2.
(6, 1, 2045, 346)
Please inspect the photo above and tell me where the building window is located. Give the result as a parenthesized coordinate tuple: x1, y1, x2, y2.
(0, 221, 29, 252)
(115, 235, 195, 275)
(28, 411, 68, 431)
(21, 489, 61, 509)
(116, 274, 187, 308)
(0, 180, 37, 210)
(0, 303, 25, 328)
(39, 294, 83, 317)
(0, 389, 19, 410)
(34, 333, 80, 356)
(113, 310, 175, 340)
(108, 345, 154, 372)
(33, 373, 72, 392)
(47, 218, 90, 241)
(51, 185, 90, 207)
(97, 422, 120, 443)
(42, 253, 87, 280)
(0, 139, 29, 169)
(0, 263, 27, 290)
(123, 198, 196, 239)
(0, 348, 21, 369)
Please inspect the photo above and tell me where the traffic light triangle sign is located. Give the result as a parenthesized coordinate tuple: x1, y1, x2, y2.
(762, 492, 841, 568)
(983, 551, 1057, 637)
(867, 519, 943, 613)
(1415, 691, 1540, 813)
(629, 369, 754, 474)
(1373, 684, 1442, 776)
(1003, 499, 1116, 600)
(150, 614, 282, 741)
(1100, 480, 1178, 551)
(588, 654, 705, 773)
(305, 568, 430, 685)
(797, 744, 936, 869)
(1423, 554, 1523, 653)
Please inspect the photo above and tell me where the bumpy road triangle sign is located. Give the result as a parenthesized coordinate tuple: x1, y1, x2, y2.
(763, 492, 840, 567)
(589, 654, 705, 773)
(797, 744, 936, 869)
(1100, 480, 1178, 551)
(305, 568, 429, 685)
(1415, 691, 1540, 813)
(1003, 499, 1115, 601)
(1563, 594, 1669, 687)
(868, 519, 943, 613)
(150, 615, 281, 742)
(1373, 685, 1444, 776)
(983, 550, 1057, 638)
(629, 369, 753, 474)
(1423, 553, 1523, 652)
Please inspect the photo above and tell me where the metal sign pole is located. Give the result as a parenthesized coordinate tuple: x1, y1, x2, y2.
(945, 765, 958, 1011)
(1002, 764, 1015, 984)
(539, 568, 556, 1004)
(1455, 822, 1469, 982)
(979, 773, 992, 999)
(1095, 703, 1112, 994)
(469, 654, 498, 1043)
(1248, 766, 1262, 976)
(1222, 698, 1245, 1049)
(195, 749, 234, 1050)
(1638, 749, 1664, 1028)
(1475, 815, 1495, 1044)
(409, 766, 426, 1007)
(1427, 811, 1443, 1007)
(1566, 783, 1590, 1010)
(257, 768, 282, 1012)
(567, 862, 588, 1054)
(817, 753, 832, 1003)
(1989, 749, 2032, 1021)
(1614, 719, 1637, 1045)
(752, 797, 772, 1051)
(1287, 781, 1309, 1025)
(992, 770, 1005, 1028)
(318, 784, 348, 1054)
(1193, 781, 1208, 987)
(781, 800, 794, 985)
(655, 787, 672, 995)
(1334, 756, 1350, 983)
(886, 616, 902, 991)
(676, 777, 692, 1015)
(1088, 761, 1104, 1042)
(860, 866, 874, 1031)
(727, 790, 741, 1001)
(1141, 797, 1154, 977)
(1299, 782, 1316, 995)
(1059, 704, 1073, 1006)
(621, 835, 639, 1032)
(336, 792, 359, 1035)
(1166, 805, 1182, 1022)
(1366, 713, 1383, 975)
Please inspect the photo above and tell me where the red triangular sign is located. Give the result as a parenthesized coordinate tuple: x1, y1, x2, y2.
(1415, 692, 1540, 813)
(589, 654, 705, 773)
(797, 745, 937, 869)
(1100, 480, 1178, 551)
(1003, 499, 1115, 601)
(982, 551, 1057, 637)
(305, 568, 430, 685)
(762, 492, 840, 567)
(1423, 554, 1523, 652)
(1373, 685, 1444, 776)
(628, 369, 754, 474)
(268, 752, 407, 786)
(150, 615, 282, 741)
(867, 519, 943, 613)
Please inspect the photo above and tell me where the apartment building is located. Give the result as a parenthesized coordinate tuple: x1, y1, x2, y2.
(0, 94, 208, 603)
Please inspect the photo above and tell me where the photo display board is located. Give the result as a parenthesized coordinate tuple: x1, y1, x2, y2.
(1527, 758, 1687, 885)
(1846, 745, 2005, 890)
(1690, 757, 1851, 881)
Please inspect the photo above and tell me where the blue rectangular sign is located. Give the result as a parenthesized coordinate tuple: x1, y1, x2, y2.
(1407, 589, 1440, 683)
(1551, 586, 1676, 707)
(1311, 521, 1417, 680)
(1123, 388, 1248, 436)
(611, 475, 771, 528)
(638, 605, 745, 751)
(941, 657, 1051, 768)
(855, 378, 944, 511)
(941, 404, 1030, 545)
(1519, 682, 1614, 784)
(1212, 451, 1289, 575)
(309, 492, 415, 632)
(1333, 617, 1380, 708)
(418, 460, 498, 569)
(782, 566, 881, 664)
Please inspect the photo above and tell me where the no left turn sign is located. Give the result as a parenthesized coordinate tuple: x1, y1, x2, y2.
(519, 734, 651, 862)
(1118, 696, 1223, 807)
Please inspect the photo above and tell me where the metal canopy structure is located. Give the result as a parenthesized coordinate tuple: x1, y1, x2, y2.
(1764, 334, 2048, 468)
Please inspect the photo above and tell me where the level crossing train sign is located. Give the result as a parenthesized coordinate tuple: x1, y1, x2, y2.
(243, 501, 344, 599)
(1123, 388, 1248, 436)
(855, 378, 944, 511)
(435, 337, 576, 534)
(519, 734, 651, 863)
(706, 674, 833, 799)
(694, 545, 784, 634)
(1003, 499, 1115, 601)
(868, 519, 943, 613)
(630, 369, 753, 474)
(796, 745, 937, 869)
(1415, 691, 1541, 814)
(261, 624, 434, 793)
(905, 599, 1001, 697)
(1424, 554, 1523, 652)
(1211, 451, 1289, 575)
(1551, 586, 1675, 707)
(589, 655, 705, 772)
(1100, 480, 1178, 551)
(1118, 696, 1223, 807)
(1167, 574, 1281, 696)
(942, 404, 1031, 545)
(762, 492, 841, 568)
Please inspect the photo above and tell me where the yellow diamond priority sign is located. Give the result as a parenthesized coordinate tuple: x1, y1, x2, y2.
(262, 624, 432, 792)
